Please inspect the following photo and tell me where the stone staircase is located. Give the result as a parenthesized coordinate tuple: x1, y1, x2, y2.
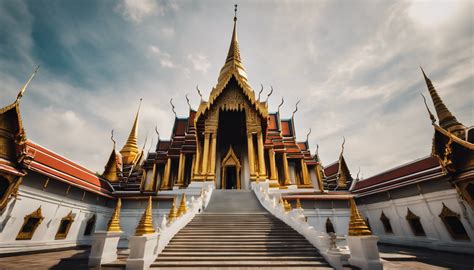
(152, 190, 331, 269)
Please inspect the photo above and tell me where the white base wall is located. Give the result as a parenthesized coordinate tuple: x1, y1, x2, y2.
(358, 189, 474, 254)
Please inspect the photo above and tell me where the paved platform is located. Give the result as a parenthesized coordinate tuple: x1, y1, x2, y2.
(1, 243, 473, 269)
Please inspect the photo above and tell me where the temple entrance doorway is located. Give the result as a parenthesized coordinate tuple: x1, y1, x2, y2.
(217, 110, 247, 189)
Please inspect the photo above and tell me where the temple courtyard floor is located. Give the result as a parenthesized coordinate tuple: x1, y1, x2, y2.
(0, 244, 473, 270)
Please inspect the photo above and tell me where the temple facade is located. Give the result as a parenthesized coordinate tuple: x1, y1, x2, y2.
(0, 7, 472, 263)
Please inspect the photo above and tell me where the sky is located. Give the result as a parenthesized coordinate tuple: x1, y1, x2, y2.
(0, 0, 472, 179)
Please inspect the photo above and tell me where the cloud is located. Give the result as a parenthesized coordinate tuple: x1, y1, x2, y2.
(188, 54, 211, 73)
(116, 0, 157, 23)
(0, 0, 471, 178)
(150, 45, 176, 68)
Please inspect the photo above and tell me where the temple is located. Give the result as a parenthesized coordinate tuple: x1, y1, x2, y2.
(0, 6, 472, 269)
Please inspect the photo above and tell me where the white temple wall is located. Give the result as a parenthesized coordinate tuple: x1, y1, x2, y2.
(358, 188, 474, 254)
(0, 178, 112, 254)
(305, 206, 350, 235)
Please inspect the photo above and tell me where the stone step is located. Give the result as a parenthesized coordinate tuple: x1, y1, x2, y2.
(156, 256, 324, 261)
(160, 251, 318, 256)
(175, 232, 302, 236)
(168, 240, 312, 245)
(162, 248, 318, 253)
(164, 244, 315, 248)
(151, 261, 331, 267)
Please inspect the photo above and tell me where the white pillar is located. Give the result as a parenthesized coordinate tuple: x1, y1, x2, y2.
(126, 232, 160, 270)
(88, 231, 122, 267)
(347, 235, 383, 270)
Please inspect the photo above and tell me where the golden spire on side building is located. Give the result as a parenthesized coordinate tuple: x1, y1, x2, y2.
(135, 196, 156, 236)
(177, 194, 188, 217)
(421, 67, 465, 138)
(348, 198, 371, 236)
(120, 99, 142, 165)
(217, 4, 248, 84)
(107, 198, 122, 232)
(103, 130, 122, 182)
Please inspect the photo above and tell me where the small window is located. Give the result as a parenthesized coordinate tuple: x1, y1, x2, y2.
(439, 203, 470, 240)
(406, 208, 426, 236)
(380, 211, 393, 234)
(325, 218, 335, 233)
(0, 176, 10, 199)
(84, 214, 96, 236)
(16, 207, 44, 240)
(55, 211, 75, 240)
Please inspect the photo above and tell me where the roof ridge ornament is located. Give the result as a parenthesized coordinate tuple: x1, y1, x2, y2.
(185, 94, 192, 110)
(257, 84, 263, 102)
(170, 98, 177, 117)
(277, 97, 284, 113)
(265, 86, 273, 103)
(196, 85, 203, 102)
(292, 100, 300, 118)
(16, 65, 40, 102)
(421, 93, 436, 124)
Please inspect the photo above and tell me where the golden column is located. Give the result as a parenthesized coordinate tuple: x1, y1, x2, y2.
(301, 159, 311, 186)
(282, 152, 291, 186)
(315, 165, 325, 192)
(201, 132, 211, 180)
(175, 153, 185, 186)
(257, 131, 266, 179)
(161, 158, 172, 189)
(268, 148, 278, 180)
(193, 141, 201, 177)
(247, 133, 256, 179)
(209, 133, 217, 180)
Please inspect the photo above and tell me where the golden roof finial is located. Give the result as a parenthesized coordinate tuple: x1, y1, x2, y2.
(135, 196, 156, 236)
(421, 93, 437, 124)
(284, 199, 292, 212)
(103, 130, 122, 182)
(348, 198, 371, 236)
(337, 137, 348, 189)
(16, 65, 40, 102)
(217, 4, 247, 83)
(420, 67, 465, 137)
(177, 194, 188, 217)
(107, 198, 122, 232)
(168, 197, 178, 223)
(120, 99, 142, 165)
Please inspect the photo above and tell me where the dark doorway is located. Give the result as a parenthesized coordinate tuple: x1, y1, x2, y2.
(225, 166, 237, 189)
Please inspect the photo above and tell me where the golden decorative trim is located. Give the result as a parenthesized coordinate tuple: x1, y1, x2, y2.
(0, 174, 22, 213)
(55, 210, 75, 240)
(296, 198, 302, 209)
(348, 198, 371, 236)
(16, 206, 44, 240)
(107, 198, 122, 232)
(284, 199, 292, 212)
(135, 196, 155, 236)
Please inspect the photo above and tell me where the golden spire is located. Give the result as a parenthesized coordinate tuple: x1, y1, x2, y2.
(135, 196, 156, 236)
(177, 194, 188, 217)
(337, 137, 348, 188)
(168, 197, 178, 223)
(296, 198, 302, 209)
(107, 198, 122, 232)
(103, 130, 122, 182)
(120, 99, 142, 165)
(348, 198, 371, 236)
(284, 199, 292, 212)
(217, 4, 248, 83)
(421, 67, 465, 137)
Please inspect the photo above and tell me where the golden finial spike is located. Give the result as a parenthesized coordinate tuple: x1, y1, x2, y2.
(135, 196, 156, 236)
(348, 198, 371, 236)
(168, 197, 178, 223)
(16, 65, 40, 102)
(421, 93, 437, 124)
(120, 99, 142, 165)
(107, 198, 122, 232)
(177, 194, 188, 217)
(420, 67, 465, 137)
